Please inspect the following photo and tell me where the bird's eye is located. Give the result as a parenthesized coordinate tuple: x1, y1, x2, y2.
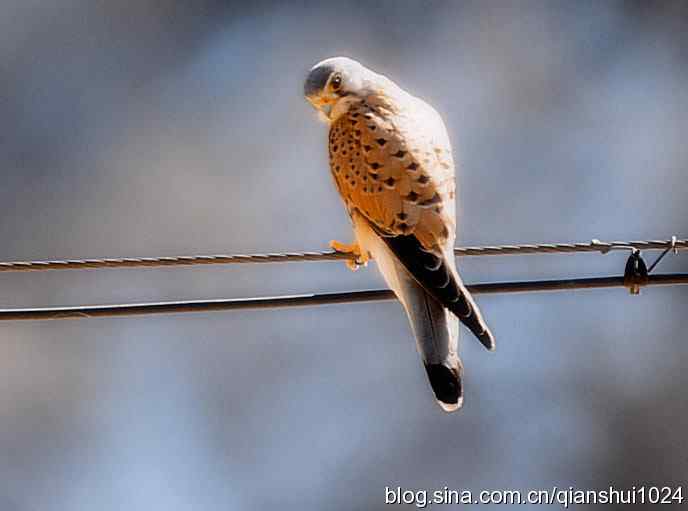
(330, 73, 343, 91)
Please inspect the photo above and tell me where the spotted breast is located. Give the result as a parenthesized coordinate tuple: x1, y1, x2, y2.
(328, 96, 456, 251)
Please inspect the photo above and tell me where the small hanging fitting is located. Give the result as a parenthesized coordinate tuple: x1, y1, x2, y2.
(623, 249, 649, 295)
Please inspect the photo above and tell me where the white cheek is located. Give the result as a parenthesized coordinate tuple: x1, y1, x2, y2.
(329, 96, 359, 122)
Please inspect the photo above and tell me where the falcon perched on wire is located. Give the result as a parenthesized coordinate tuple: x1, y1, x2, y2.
(304, 57, 494, 412)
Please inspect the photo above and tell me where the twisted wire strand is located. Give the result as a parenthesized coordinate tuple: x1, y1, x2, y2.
(0, 238, 684, 273)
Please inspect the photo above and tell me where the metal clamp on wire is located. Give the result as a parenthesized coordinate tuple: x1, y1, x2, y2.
(624, 249, 649, 295)
(594, 236, 679, 295)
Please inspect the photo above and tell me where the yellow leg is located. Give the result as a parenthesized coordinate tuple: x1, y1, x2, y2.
(329, 240, 370, 271)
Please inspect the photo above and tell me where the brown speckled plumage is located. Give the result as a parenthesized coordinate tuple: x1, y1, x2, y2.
(305, 57, 494, 412)
(328, 97, 456, 250)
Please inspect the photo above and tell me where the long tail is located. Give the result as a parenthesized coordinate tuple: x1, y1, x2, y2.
(368, 233, 463, 412)
(399, 274, 463, 412)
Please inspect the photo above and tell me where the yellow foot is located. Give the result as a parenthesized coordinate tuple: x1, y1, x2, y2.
(329, 240, 370, 271)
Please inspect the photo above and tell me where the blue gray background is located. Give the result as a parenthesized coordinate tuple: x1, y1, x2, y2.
(1, 1, 687, 509)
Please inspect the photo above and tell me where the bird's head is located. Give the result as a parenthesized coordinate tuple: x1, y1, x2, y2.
(304, 57, 384, 122)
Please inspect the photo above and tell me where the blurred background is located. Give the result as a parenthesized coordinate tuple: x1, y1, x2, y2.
(1, 1, 687, 509)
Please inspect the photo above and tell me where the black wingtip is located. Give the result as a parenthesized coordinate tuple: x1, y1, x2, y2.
(377, 232, 495, 352)
(477, 330, 496, 352)
(424, 364, 463, 412)
(446, 300, 496, 351)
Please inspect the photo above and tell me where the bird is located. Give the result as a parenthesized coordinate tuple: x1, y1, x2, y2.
(304, 57, 494, 412)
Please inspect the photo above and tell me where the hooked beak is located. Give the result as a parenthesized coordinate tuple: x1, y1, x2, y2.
(306, 94, 334, 120)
